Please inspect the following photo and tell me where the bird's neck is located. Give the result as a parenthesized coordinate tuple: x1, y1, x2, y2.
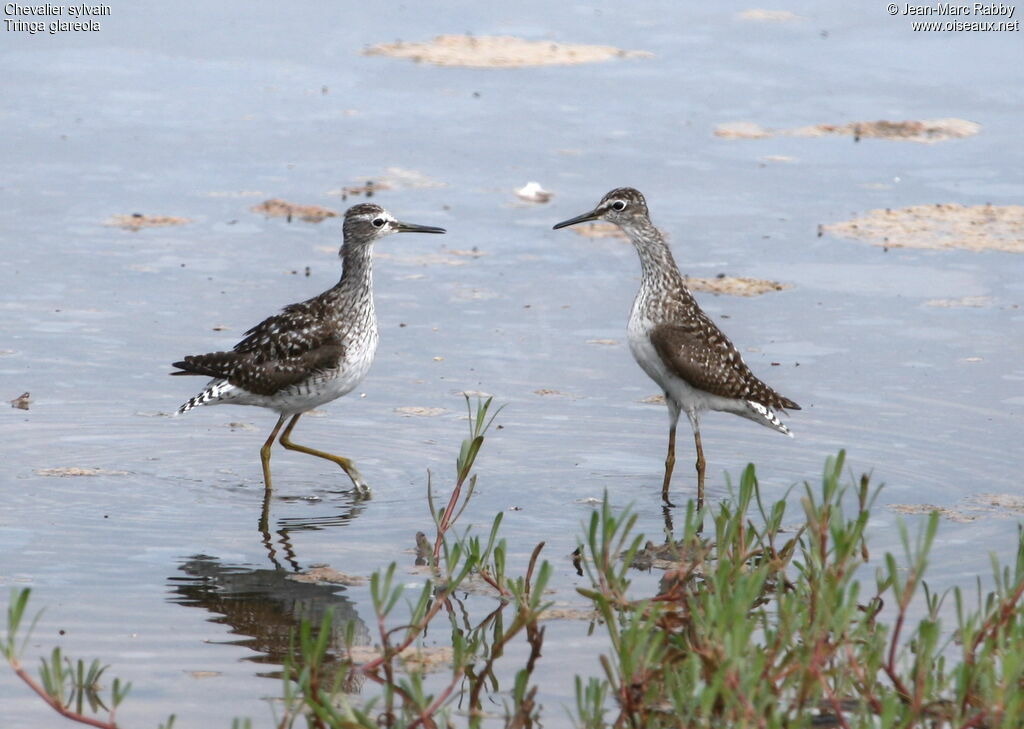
(335, 241, 374, 304)
(623, 219, 686, 292)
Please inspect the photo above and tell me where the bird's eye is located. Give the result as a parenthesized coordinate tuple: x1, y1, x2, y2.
(611, 200, 627, 211)
(371, 217, 386, 228)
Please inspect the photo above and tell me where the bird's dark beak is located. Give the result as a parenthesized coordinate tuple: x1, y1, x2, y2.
(395, 221, 446, 234)
(552, 209, 600, 230)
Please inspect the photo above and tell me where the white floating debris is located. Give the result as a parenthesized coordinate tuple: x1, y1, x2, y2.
(516, 181, 553, 203)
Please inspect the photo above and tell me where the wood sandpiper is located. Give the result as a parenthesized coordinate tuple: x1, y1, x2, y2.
(172, 203, 445, 495)
(553, 187, 799, 508)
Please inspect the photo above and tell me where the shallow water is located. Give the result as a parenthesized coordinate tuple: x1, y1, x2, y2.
(3, 1, 1023, 726)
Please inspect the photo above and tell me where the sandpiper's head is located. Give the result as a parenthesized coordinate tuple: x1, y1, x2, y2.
(342, 203, 446, 242)
(552, 187, 650, 231)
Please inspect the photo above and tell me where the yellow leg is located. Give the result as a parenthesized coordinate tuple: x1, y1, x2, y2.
(693, 426, 706, 513)
(662, 423, 677, 505)
(260, 414, 288, 492)
(278, 413, 371, 496)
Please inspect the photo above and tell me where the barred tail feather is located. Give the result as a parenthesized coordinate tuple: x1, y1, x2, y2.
(746, 400, 794, 438)
(177, 381, 235, 415)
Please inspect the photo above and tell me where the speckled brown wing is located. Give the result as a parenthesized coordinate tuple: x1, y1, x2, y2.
(171, 340, 345, 396)
(649, 317, 799, 411)
(171, 297, 346, 396)
(232, 298, 339, 358)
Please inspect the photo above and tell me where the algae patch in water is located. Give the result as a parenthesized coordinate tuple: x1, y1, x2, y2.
(106, 213, 191, 230)
(890, 493, 1024, 523)
(737, 9, 805, 21)
(714, 118, 980, 143)
(288, 566, 366, 586)
(394, 406, 447, 417)
(568, 222, 629, 240)
(251, 199, 337, 223)
(925, 296, 994, 308)
(824, 204, 1024, 253)
(363, 34, 652, 68)
(35, 467, 129, 477)
(686, 276, 792, 297)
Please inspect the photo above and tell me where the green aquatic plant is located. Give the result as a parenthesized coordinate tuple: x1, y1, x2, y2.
(274, 395, 551, 729)
(427, 395, 505, 564)
(571, 452, 1024, 728)
(3, 587, 140, 728)
(6, 448, 1024, 729)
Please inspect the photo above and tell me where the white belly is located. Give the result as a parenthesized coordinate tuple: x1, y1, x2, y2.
(209, 328, 379, 416)
(271, 328, 378, 414)
(627, 310, 747, 419)
(274, 354, 372, 415)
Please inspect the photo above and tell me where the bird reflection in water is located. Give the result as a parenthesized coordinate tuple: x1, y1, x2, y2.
(168, 554, 370, 689)
(168, 490, 371, 688)
(258, 486, 368, 571)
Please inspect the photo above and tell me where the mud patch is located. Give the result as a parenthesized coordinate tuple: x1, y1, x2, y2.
(394, 406, 447, 417)
(714, 118, 980, 144)
(35, 467, 129, 477)
(737, 9, 804, 21)
(687, 276, 792, 297)
(348, 645, 453, 672)
(971, 493, 1024, 516)
(890, 493, 1024, 522)
(250, 199, 337, 223)
(457, 390, 492, 400)
(327, 168, 446, 197)
(889, 503, 977, 523)
(106, 213, 191, 230)
(539, 606, 600, 621)
(568, 222, 628, 240)
(639, 394, 666, 404)
(925, 296, 993, 308)
(533, 389, 572, 397)
(823, 204, 1024, 253)
(334, 181, 389, 200)
(287, 566, 366, 586)
(363, 35, 652, 68)
(9, 392, 31, 410)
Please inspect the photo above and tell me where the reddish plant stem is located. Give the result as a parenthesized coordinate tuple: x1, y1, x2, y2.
(407, 671, 464, 729)
(10, 661, 117, 729)
(968, 579, 1024, 658)
(524, 541, 545, 599)
(883, 617, 913, 702)
(432, 475, 466, 563)
(813, 665, 851, 729)
(843, 642, 883, 716)
(477, 568, 512, 599)
(359, 595, 450, 674)
(724, 668, 767, 729)
(362, 671, 439, 729)
(958, 709, 991, 729)
(956, 578, 1024, 716)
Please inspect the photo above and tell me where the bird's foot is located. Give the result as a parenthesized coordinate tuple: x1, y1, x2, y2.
(347, 473, 372, 500)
